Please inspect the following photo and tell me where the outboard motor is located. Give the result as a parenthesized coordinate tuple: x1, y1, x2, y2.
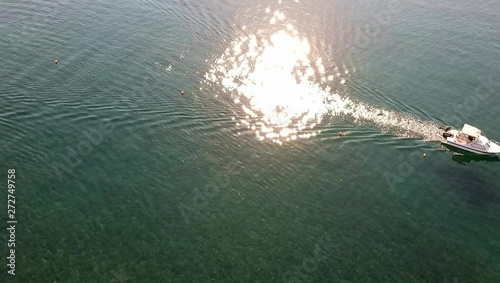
(444, 126, 451, 132)
(443, 132, 453, 138)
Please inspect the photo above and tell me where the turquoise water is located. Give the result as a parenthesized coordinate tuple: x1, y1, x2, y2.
(1, 0, 500, 282)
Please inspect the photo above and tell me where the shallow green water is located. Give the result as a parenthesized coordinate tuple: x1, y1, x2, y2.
(1, 0, 500, 282)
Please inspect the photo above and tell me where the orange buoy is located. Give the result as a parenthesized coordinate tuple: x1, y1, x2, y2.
(54, 59, 58, 64)
(181, 91, 185, 95)
(339, 131, 343, 137)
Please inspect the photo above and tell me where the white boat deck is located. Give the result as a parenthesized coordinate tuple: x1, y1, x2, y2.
(442, 125, 500, 155)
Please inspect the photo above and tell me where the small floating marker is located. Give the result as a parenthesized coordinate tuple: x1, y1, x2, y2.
(54, 59, 58, 64)
(423, 153, 427, 158)
(339, 131, 344, 137)
(181, 91, 185, 95)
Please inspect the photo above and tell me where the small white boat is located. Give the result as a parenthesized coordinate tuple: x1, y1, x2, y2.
(441, 124, 500, 155)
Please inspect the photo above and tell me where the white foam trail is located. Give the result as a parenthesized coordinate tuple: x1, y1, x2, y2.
(205, 10, 443, 143)
(334, 99, 443, 141)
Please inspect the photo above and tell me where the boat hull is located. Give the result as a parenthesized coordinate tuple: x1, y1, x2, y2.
(441, 141, 500, 156)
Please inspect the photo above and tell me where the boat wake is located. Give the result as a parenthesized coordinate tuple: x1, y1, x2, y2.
(204, 8, 442, 144)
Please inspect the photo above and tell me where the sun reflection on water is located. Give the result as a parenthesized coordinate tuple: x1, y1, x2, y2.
(205, 8, 443, 143)
(205, 9, 350, 144)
